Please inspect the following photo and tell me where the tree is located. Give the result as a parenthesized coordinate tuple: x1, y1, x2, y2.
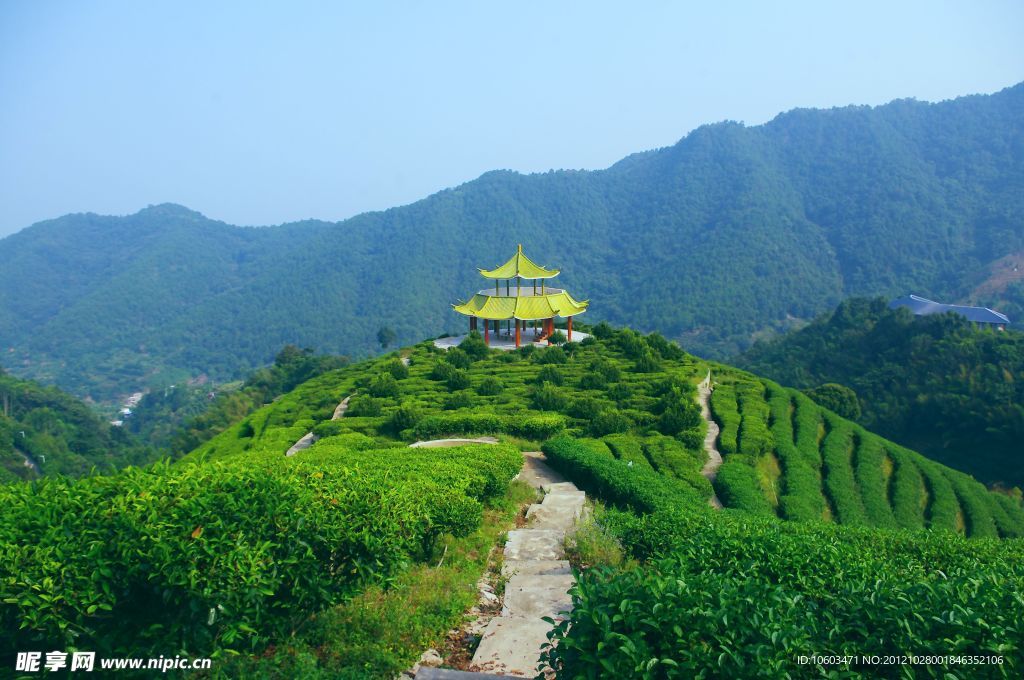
(377, 327, 397, 349)
(804, 383, 861, 421)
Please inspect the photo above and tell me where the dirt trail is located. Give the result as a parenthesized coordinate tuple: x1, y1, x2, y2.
(698, 371, 724, 510)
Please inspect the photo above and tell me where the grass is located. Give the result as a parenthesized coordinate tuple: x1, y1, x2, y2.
(213, 480, 537, 679)
(564, 504, 627, 570)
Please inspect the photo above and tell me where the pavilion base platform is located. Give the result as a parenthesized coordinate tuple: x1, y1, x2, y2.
(434, 330, 590, 352)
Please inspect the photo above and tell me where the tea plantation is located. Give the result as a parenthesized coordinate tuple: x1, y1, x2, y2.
(2, 324, 1022, 677)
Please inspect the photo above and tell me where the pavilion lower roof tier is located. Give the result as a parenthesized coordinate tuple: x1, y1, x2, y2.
(452, 290, 589, 321)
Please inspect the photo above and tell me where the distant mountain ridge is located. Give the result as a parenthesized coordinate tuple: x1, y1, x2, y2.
(1, 83, 1023, 400)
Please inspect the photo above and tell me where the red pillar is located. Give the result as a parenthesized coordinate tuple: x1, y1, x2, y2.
(567, 316, 573, 341)
(515, 319, 521, 348)
(484, 320, 489, 345)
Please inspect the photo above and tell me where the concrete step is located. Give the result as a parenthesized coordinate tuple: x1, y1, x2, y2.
(501, 559, 571, 578)
(415, 669, 514, 680)
(525, 503, 581, 531)
(541, 481, 580, 494)
(540, 490, 586, 505)
(505, 572, 574, 592)
(503, 529, 565, 561)
(471, 615, 553, 677)
(516, 452, 567, 488)
(502, 574, 575, 618)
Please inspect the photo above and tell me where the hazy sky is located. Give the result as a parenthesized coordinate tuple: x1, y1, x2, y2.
(1, 1, 1022, 237)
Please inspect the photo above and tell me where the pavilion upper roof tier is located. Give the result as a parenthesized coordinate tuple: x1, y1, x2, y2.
(479, 244, 560, 280)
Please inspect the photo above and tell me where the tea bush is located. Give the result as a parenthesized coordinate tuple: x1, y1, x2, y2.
(544, 506, 1024, 678)
(0, 444, 522, 657)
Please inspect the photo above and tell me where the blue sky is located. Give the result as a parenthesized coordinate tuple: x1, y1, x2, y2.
(1, 1, 1021, 236)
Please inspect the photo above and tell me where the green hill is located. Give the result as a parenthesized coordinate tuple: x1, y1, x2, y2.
(736, 297, 1024, 489)
(2, 83, 1023, 401)
(3, 329, 1022, 676)
(0, 367, 151, 482)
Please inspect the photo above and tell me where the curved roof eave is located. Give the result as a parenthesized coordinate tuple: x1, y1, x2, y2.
(478, 244, 561, 279)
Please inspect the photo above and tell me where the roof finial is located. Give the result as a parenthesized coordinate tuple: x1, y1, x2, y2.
(517, 243, 522, 252)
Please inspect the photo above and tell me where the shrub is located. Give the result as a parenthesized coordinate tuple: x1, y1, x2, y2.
(736, 383, 772, 456)
(312, 420, 350, 438)
(633, 350, 661, 373)
(589, 358, 621, 382)
(430, 362, 459, 382)
(587, 411, 632, 437)
(577, 373, 607, 390)
(385, 359, 409, 380)
(616, 329, 648, 359)
(765, 386, 823, 522)
(515, 345, 536, 359)
(446, 369, 471, 392)
(606, 383, 632, 402)
(534, 346, 567, 364)
(676, 428, 703, 450)
(346, 395, 382, 417)
(530, 383, 568, 412)
(444, 348, 472, 370)
(657, 402, 702, 436)
(535, 365, 564, 386)
(315, 432, 377, 451)
(443, 391, 474, 410)
(591, 322, 613, 339)
(541, 436, 705, 512)
(652, 375, 694, 399)
(458, 331, 489, 360)
(715, 459, 776, 516)
(475, 376, 504, 396)
(645, 332, 685, 360)
(820, 420, 868, 526)
(412, 413, 565, 440)
(889, 448, 926, 529)
(567, 397, 603, 421)
(389, 404, 422, 433)
(548, 330, 567, 345)
(562, 341, 580, 357)
(710, 385, 739, 454)
(368, 374, 400, 399)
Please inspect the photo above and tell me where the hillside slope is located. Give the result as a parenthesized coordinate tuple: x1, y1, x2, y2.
(736, 297, 1024, 488)
(2, 83, 1023, 400)
(4, 329, 1023, 677)
(190, 328, 1024, 538)
(0, 367, 151, 482)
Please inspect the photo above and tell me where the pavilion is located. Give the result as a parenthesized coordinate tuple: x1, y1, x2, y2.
(450, 245, 589, 348)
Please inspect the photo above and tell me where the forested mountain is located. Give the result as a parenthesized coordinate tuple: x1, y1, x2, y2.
(2, 83, 1022, 401)
(736, 297, 1024, 488)
(0, 367, 151, 482)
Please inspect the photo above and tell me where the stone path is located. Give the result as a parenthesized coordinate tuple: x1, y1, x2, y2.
(698, 371, 724, 509)
(331, 396, 350, 420)
(285, 432, 317, 457)
(410, 437, 499, 449)
(469, 452, 583, 677)
(286, 394, 350, 456)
